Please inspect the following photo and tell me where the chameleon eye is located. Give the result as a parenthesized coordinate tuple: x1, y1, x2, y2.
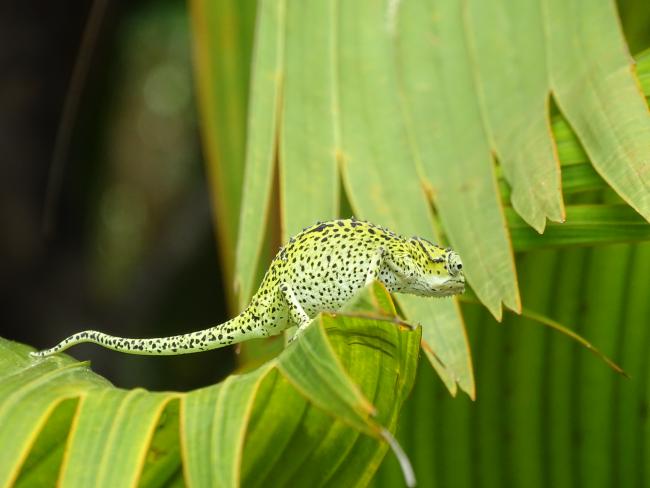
(446, 251, 463, 276)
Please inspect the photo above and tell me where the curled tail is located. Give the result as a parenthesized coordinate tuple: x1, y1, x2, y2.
(30, 309, 267, 358)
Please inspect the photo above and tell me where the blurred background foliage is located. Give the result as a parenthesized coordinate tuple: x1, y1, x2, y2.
(1, 0, 649, 487)
(2, 0, 235, 391)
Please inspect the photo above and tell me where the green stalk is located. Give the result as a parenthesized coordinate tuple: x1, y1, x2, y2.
(615, 243, 650, 487)
(505, 251, 557, 488)
(576, 243, 631, 488)
(437, 304, 483, 488)
(473, 306, 506, 488)
(545, 247, 588, 488)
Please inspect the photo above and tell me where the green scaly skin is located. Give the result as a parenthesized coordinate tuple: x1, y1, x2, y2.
(30, 218, 465, 358)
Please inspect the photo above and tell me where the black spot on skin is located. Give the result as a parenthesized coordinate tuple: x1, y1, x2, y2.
(307, 222, 329, 234)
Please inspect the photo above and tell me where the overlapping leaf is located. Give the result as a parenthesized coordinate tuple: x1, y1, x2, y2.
(465, 0, 564, 233)
(234, 0, 285, 309)
(230, 0, 650, 398)
(1, 283, 420, 487)
(546, 0, 650, 223)
(280, 0, 338, 240)
(396, 0, 521, 320)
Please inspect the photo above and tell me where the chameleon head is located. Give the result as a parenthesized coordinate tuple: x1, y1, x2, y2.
(392, 237, 465, 297)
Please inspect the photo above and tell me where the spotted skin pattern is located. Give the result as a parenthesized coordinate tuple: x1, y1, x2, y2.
(30, 219, 465, 358)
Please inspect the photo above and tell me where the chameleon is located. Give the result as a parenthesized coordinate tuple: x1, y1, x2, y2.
(30, 218, 465, 358)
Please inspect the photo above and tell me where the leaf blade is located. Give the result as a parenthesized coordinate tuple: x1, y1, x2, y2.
(280, 0, 338, 240)
(466, 0, 564, 232)
(396, 0, 520, 319)
(235, 0, 286, 307)
(336, 0, 473, 396)
(546, 0, 650, 223)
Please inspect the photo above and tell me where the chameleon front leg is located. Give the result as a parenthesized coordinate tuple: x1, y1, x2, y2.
(365, 247, 386, 285)
(279, 282, 311, 342)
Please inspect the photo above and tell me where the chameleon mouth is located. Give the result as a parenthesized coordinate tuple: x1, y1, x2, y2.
(437, 279, 465, 296)
(406, 276, 465, 297)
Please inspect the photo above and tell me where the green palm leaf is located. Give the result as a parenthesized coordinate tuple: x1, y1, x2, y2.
(1, 284, 420, 487)
(226, 0, 650, 397)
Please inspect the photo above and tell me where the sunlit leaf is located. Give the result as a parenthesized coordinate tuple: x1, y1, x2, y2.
(546, 0, 650, 223)
(1, 284, 420, 486)
(234, 0, 285, 308)
(60, 389, 177, 487)
(281, 0, 338, 240)
(182, 364, 271, 487)
(396, 0, 521, 319)
(335, 0, 473, 396)
(14, 398, 78, 487)
(466, 0, 564, 233)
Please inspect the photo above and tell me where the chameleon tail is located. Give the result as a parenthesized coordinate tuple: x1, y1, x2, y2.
(30, 309, 264, 358)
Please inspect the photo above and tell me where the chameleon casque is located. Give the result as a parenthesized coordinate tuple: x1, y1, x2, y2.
(31, 218, 465, 358)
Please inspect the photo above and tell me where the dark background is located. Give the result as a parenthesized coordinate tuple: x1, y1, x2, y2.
(0, 0, 234, 390)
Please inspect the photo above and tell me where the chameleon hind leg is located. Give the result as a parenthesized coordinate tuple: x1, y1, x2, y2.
(365, 247, 386, 285)
(279, 282, 311, 342)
